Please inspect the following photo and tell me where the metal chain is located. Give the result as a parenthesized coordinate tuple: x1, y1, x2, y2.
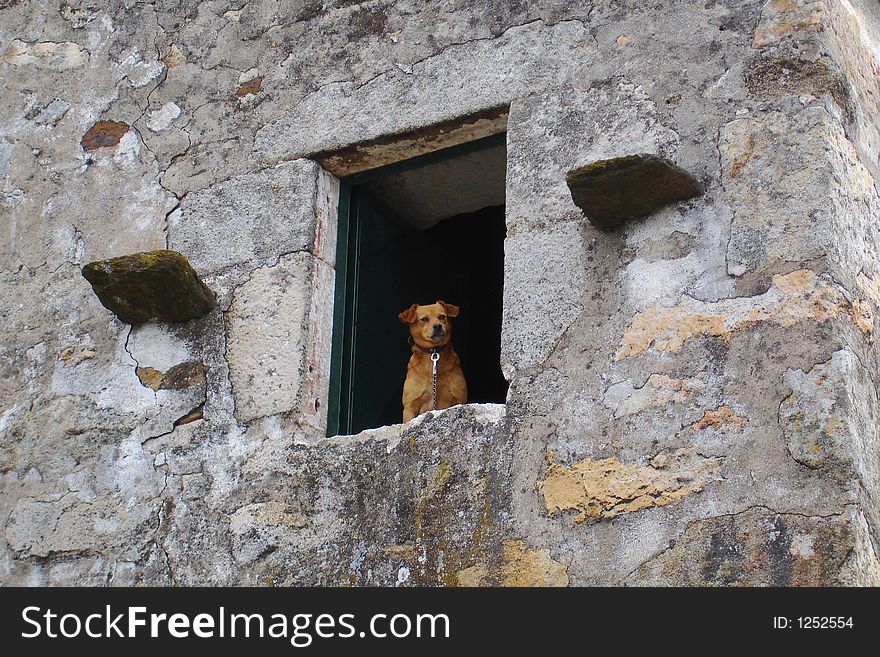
(430, 351, 440, 411)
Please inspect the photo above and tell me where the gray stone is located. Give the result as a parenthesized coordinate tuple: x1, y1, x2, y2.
(780, 349, 879, 497)
(0, 140, 14, 178)
(504, 83, 683, 235)
(254, 20, 596, 165)
(31, 99, 71, 126)
(566, 154, 703, 229)
(625, 506, 874, 586)
(167, 159, 321, 274)
(501, 220, 585, 378)
(225, 252, 312, 424)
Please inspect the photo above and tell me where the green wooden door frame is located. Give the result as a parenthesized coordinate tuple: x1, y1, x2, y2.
(326, 181, 355, 437)
(326, 132, 506, 437)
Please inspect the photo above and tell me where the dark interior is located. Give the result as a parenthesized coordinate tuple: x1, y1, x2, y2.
(343, 190, 508, 434)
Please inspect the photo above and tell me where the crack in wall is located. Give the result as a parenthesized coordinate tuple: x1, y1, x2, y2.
(353, 18, 592, 92)
(618, 501, 861, 584)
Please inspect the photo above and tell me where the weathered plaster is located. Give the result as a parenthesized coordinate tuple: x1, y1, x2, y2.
(540, 448, 722, 523)
(2, 0, 880, 587)
(617, 269, 872, 360)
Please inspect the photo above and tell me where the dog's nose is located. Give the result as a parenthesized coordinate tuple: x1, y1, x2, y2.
(433, 324, 443, 332)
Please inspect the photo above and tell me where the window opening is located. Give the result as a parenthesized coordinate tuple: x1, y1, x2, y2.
(327, 133, 508, 436)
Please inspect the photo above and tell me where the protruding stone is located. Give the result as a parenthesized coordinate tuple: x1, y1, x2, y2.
(566, 154, 703, 229)
(82, 250, 215, 324)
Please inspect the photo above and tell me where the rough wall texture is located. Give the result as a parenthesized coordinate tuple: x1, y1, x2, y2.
(2, 0, 879, 586)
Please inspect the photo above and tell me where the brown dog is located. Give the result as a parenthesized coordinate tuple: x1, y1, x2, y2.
(398, 300, 467, 422)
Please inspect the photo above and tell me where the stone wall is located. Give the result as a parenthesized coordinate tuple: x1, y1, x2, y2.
(1, 0, 879, 586)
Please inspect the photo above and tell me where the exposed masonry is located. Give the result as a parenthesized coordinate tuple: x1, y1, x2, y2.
(540, 448, 723, 523)
(2, 0, 880, 586)
(617, 269, 873, 359)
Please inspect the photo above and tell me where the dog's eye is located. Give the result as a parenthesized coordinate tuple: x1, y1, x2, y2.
(420, 317, 429, 323)
(438, 315, 446, 320)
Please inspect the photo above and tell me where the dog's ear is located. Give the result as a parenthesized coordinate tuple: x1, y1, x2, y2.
(437, 300, 459, 317)
(398, 304, 418, 324)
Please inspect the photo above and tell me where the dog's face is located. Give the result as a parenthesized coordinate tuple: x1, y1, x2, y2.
(398, 300, 459, 349)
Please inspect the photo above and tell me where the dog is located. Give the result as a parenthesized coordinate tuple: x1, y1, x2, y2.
(398, 300, 467, 423)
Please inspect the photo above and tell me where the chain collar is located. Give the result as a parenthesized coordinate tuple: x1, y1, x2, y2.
(430, 351, 440, 411)
(407, 336, 448, 410)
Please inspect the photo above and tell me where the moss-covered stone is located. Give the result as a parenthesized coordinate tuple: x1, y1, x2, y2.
(566, 154, 703, 229)
(82, 250, 215, 324)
